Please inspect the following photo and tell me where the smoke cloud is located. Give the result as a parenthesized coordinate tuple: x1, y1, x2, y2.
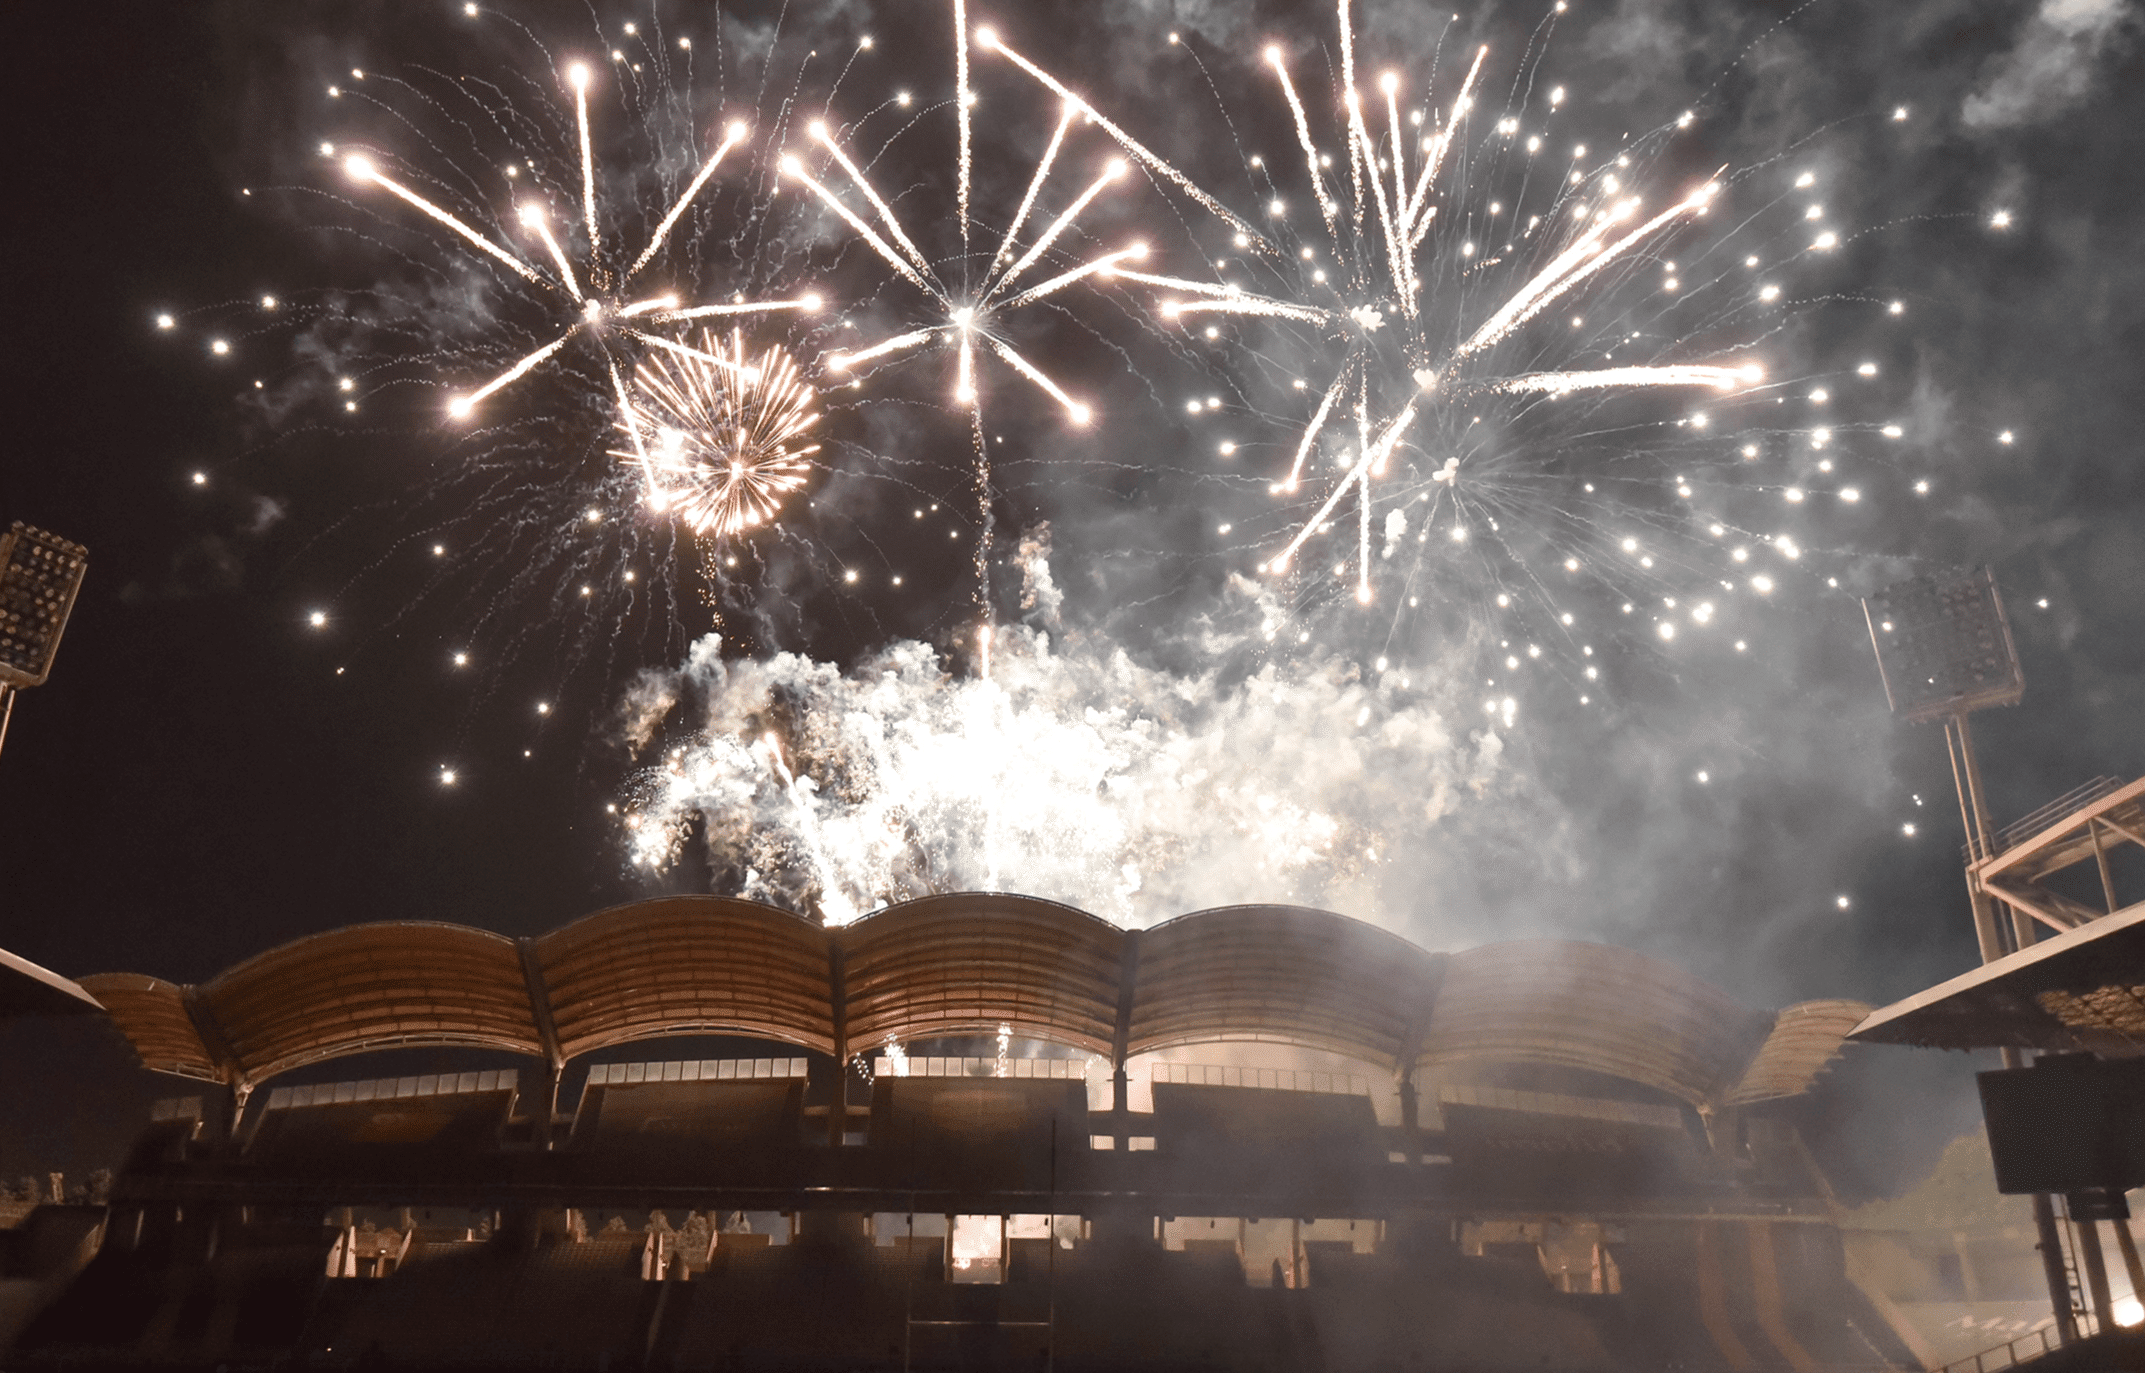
(1963, 0, 2139, 130)
(621, 540, 1552, 928)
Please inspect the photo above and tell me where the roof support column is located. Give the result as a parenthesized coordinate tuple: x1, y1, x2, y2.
(1110, 930, 1140, 1150)
(518, 939, 564, 1149)
(827, 940, 849, 1147)
(180, 987, 243, 1146)
(1390, 956, 1444, 1167)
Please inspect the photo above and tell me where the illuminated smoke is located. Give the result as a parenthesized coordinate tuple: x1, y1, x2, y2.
(620, 569, 1519, 926)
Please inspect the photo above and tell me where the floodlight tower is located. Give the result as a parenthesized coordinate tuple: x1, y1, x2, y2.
(1863, 565, 2081, 1342)
(0, 522, 90, 764)
(1863, 566, 2030, 962)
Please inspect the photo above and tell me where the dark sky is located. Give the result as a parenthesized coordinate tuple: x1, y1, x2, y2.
(1, 0, 2141, 1187)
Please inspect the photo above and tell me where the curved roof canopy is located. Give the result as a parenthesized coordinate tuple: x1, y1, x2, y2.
(841, 893, 1124, 1056)
(1415, 941, 1770, 1107)
(536, 896, 833, 1059)
(1128, 905, 1442, 1064)
(1726, 999, 1872, 1105)
(86, 895, 1853, 1108)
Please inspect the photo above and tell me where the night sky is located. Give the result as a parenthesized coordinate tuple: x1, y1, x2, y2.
(1, 0, 2141, 1188)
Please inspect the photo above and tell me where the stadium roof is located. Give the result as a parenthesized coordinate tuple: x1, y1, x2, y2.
(0, 943, 103, 1019)
(1849, 899, 2145, 1054)
(78, 895, 1862, 1109)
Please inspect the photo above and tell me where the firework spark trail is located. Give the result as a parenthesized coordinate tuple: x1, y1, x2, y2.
(1450, 186, 1721, 362)
(1280, 373, 1350, 493)
(760, 732, 862, 925)
(808, 123, 936, 277)
(520, 205, 585, 298)
(652, 294, 824, 322)
(447, 335, 571, 417)
(987, 161, 1126, 298)
(1118, 267, 1329, 323)
(1270, 51, 1340, 233)
(571, 64, 598, 244)
(608, 359, 652, 471)
(627, 121, 748, 279)
(829, 328, 936, 372)
(343, 155, 542, 283)
(1269, 405, 1417, 586)
(1000, 244, 1147, 309)
(780, 158, 933, 289)
(987, 338, 1089, 420)
(1492, 364, 1762, 396)
(956, 0, 973, 254)
(624, 330, 761, 379)
(1404, 47, 1484, 241)
(978, 30, 1264, 244)
(996, 104, 1079, 268)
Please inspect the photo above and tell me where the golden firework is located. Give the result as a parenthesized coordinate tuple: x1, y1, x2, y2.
(613, 329, 821, 537)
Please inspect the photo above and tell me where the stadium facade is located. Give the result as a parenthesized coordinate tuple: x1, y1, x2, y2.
(4, 894, 1937, 1370)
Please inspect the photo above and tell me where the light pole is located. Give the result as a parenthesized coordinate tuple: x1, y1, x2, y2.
(1862, 565, 2080, 1341)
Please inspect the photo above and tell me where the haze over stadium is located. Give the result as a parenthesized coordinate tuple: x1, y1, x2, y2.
(0, 0, 2142, 1332)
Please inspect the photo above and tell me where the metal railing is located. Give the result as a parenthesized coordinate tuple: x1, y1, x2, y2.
(1962, 776, 2125, 864)
(1939, 1313, 2099, 1373)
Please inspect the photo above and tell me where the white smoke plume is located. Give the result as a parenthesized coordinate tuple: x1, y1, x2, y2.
(1963, 0, 2138, 130)
(619, 554, 1542, 928)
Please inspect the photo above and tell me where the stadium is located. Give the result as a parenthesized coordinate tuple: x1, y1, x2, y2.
(0, 893, 1927, 1370)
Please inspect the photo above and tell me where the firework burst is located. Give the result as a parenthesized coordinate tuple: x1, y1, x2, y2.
(994, 0, 1907, 697)
(612, 328, 821, 538)
(777, 9, 1148, 426)
(340, 63, 818, 423)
